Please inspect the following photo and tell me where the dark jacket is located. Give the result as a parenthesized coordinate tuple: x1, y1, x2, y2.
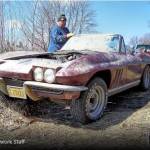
(48, 25, 69, 52)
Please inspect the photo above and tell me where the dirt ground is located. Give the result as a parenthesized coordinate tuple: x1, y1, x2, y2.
(0, 86, 150, 150)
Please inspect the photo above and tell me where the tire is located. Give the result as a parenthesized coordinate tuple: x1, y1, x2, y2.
(140, 65, 150, 90)
(70, 78, 108, 124)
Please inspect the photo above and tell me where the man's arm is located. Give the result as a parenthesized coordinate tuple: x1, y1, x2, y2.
(51, 27, 67, 44)
(64, 28, 74, 38)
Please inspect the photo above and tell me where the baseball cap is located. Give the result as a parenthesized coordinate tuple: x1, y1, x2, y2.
(57, 14, 67, 21)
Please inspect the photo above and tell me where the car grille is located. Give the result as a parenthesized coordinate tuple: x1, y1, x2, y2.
(4, 78, 24, 87)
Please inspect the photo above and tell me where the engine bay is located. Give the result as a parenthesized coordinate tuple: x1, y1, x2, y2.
(52, 52, 82, 63)
(6, 51, 84, 63)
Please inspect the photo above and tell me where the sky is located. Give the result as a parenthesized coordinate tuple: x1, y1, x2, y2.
(89, 1, 150, 44)
(4, 1, 150, 45)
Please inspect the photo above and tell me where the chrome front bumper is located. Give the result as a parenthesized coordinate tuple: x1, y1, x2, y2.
(23, 81, 88, 92)
(24, 81, 88, 100)
(0, 78, 88, 100)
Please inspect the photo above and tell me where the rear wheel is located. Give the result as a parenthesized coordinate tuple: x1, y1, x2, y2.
(70, 78, 108, 124)
(140, 66, 150, 90)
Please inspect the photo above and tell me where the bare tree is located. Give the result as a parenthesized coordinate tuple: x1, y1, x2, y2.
(129, 33, 150, 50)
(139, 33, 150, 44)
(1, 1, 23, 52)
(21, 0, 97, 51)
(41, 0, 96, 33)
(31, 0, 38, 50)
(129, 36, 139, 48)
(0, 1, 5, 52)
(0, 1, 98, 52)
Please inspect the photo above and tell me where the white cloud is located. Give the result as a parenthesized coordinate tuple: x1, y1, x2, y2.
(5, 20, 22, 30)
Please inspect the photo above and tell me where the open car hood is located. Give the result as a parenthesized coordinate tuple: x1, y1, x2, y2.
(0, 58, 66, 74)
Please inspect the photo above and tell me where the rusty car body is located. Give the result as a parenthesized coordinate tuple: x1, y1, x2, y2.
(0, 34, 150, 124)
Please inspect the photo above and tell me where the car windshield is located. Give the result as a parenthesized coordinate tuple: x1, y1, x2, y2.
(61, 34, 120, 52)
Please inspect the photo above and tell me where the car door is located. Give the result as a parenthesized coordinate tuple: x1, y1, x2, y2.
(125, 40, 143, 83)
(109, 35, 127, 88)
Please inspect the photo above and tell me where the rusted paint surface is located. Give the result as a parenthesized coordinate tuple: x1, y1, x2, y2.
(0, 34, 150, 101)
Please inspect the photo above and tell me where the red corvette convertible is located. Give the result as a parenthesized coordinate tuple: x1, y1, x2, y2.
(0, 34, 150, 124)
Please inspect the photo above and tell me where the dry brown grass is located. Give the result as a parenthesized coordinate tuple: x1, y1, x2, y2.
(0, 87, 150, 149)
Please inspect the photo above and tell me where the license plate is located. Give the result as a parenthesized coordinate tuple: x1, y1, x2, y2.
(7, 86, 27, 99)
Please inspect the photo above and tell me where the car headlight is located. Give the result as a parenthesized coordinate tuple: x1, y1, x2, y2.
(44, 69, 55, 83)
(34, 67, 43, 81)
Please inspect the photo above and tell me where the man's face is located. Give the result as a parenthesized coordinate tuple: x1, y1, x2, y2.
(58, 19, 66, 28)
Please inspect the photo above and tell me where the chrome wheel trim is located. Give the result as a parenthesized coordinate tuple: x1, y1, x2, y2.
(86, 84, 105, 119)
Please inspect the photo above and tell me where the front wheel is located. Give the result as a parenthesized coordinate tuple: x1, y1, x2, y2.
(70, 78, 108, 124)
(140, 66, 150, 90)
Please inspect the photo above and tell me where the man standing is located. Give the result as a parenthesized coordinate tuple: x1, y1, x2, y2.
(48, 14, 74, 52)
